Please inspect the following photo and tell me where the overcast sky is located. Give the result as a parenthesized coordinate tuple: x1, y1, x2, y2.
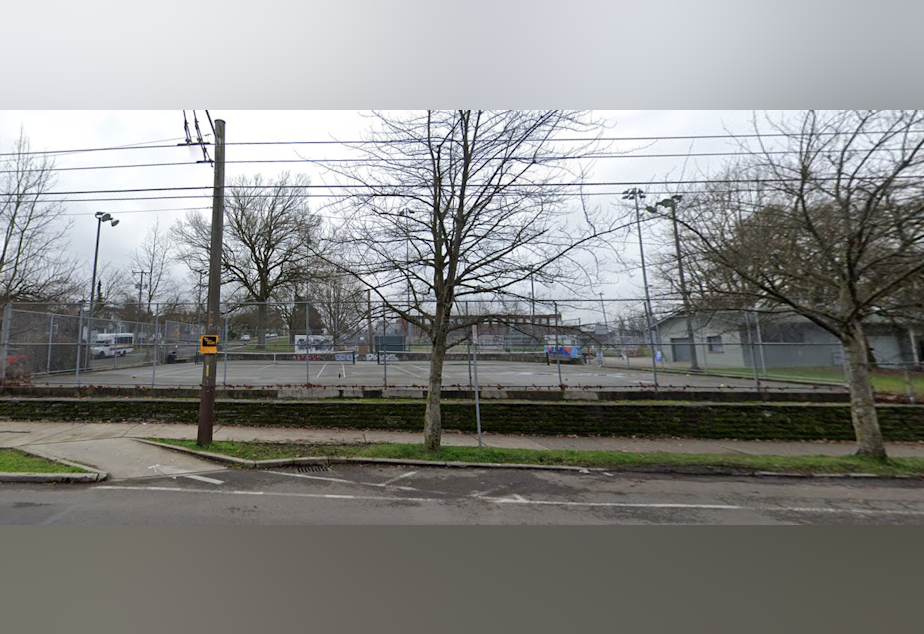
(1, 109, 776, 318)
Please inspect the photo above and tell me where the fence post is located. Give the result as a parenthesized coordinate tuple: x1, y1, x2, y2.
(382, 305, 388, 388)
(754, 311, 768, 377)
(47, 313, 55, 374)
(554, 301, 563, 386)
(472, 321, 483, 448)
(466, 302, 473, 389)
(305, 294, 311, 386)
(223, 307, 229, 386)
(151, 303, 159, 388)
(75, 304, 84, 387)
(0, 303, 12, 383)
(745, 311, 761, 391)
(905, 367, 916, 404)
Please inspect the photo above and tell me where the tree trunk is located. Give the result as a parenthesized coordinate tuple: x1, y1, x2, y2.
(424, 333, 447, 452)
(257, 302, 267, 349)
(843, 321, 887, 459)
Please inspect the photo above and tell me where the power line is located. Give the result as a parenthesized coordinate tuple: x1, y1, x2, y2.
(0, 149, 875, 175)
(2, 129, 883, 159)
(0, 137, 203, 158)
(16, 173, 920, 199)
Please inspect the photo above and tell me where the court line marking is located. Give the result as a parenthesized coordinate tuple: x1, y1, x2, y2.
(387, 365, 424, 378)
(316, 363, 328, 379)
(91, 486, 924, 516)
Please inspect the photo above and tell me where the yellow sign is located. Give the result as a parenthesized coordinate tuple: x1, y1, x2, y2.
(200, 334, 218, 354)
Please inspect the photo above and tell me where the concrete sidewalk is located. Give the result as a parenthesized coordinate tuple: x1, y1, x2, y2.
(3, 420, 924, 481)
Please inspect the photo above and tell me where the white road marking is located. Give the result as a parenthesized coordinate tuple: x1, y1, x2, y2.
(376, 471, 418, 487)
(91, 486, 924, 516)
(340, 363, 347, 378)
(266, 470, 421, 492)
(181, 474, 225, 485)
(316, 363, 328, 379)
(266, 471, 360, 485)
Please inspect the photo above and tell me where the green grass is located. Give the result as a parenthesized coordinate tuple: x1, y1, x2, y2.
(663, 364, 924, 397)
(152, 438, 924, 477)
(0, 448, 86, 473)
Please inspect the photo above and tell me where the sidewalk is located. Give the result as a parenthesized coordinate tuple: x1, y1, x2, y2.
(3, 420, 924, 481)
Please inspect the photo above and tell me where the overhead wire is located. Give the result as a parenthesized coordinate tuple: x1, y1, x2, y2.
(1, 128, 888, 158)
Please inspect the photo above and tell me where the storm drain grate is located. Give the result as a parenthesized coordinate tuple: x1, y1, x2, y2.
(297, 464, 330, 473)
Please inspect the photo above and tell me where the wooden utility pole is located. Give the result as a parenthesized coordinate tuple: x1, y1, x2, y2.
(197, 119, 226, 446)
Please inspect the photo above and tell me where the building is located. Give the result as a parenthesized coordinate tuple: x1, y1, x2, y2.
(654, 311, 922, 370)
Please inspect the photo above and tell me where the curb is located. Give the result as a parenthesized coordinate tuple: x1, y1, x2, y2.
(0, 472, 107, 483)
(0, 446, 108, 483)
(133, 439, 915, 479)
(136, 439, 257, 468)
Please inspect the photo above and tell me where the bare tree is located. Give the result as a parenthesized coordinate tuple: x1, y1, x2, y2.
(171, 172, 321, 347)
(309, 270, 369, 347)
(670, 110, 924, 459)
(321, 110, 622, 451)
(0, 130, 79, 303)
(129, 219, 178, 317)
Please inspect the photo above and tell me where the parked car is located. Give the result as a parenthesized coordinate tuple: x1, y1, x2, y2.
(240, 334, 251, 342)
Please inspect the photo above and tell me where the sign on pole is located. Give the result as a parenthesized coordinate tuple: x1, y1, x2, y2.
(200, 334, 218, 354)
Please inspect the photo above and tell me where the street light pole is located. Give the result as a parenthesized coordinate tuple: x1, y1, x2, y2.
(87, 212, 119, 368)
(650, 195, 699, 371)
(399, 209, 416, 352)
(623, 188, 659, 388)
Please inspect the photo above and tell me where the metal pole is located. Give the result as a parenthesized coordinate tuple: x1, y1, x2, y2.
(699, 329, 708, 373)
(599, 292, 608, 366)
(86, 216, 102, 370)
(626, 189, 659, 388)
(197, 118, 226, 446)
(0, 304, 11, 384)
(306, 299, 311, 386)
(382, 305, 387, 387)
(367, 289, 373, 355)
(904, 367, 916, 404)
(466, 301, 473, 389)
(472, 322, 483, 448)
(75, 304, 84, 386)
(745, 311, 760, 390)
(404, 209, 413, 352)
(223, 307, 229, 386)
(47, 314, 54, 374)
(152, 304, 159, 388)
(554, 301, 563, 386)
(754, 311, 768, 377)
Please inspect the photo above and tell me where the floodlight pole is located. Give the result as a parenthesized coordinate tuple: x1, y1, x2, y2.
(197, 119, 225, 446)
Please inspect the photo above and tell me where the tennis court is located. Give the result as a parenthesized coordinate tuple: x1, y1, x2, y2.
(36, 354, 842, 392)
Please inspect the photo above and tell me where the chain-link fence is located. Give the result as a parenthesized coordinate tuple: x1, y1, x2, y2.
(1, 300, 920, 398)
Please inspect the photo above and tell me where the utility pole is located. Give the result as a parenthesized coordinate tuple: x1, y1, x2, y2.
(649, 195, 699, 371)
(197, 118, 225, 446)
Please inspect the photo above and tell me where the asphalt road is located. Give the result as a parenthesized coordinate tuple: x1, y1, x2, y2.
(2, 465, 921, 524)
